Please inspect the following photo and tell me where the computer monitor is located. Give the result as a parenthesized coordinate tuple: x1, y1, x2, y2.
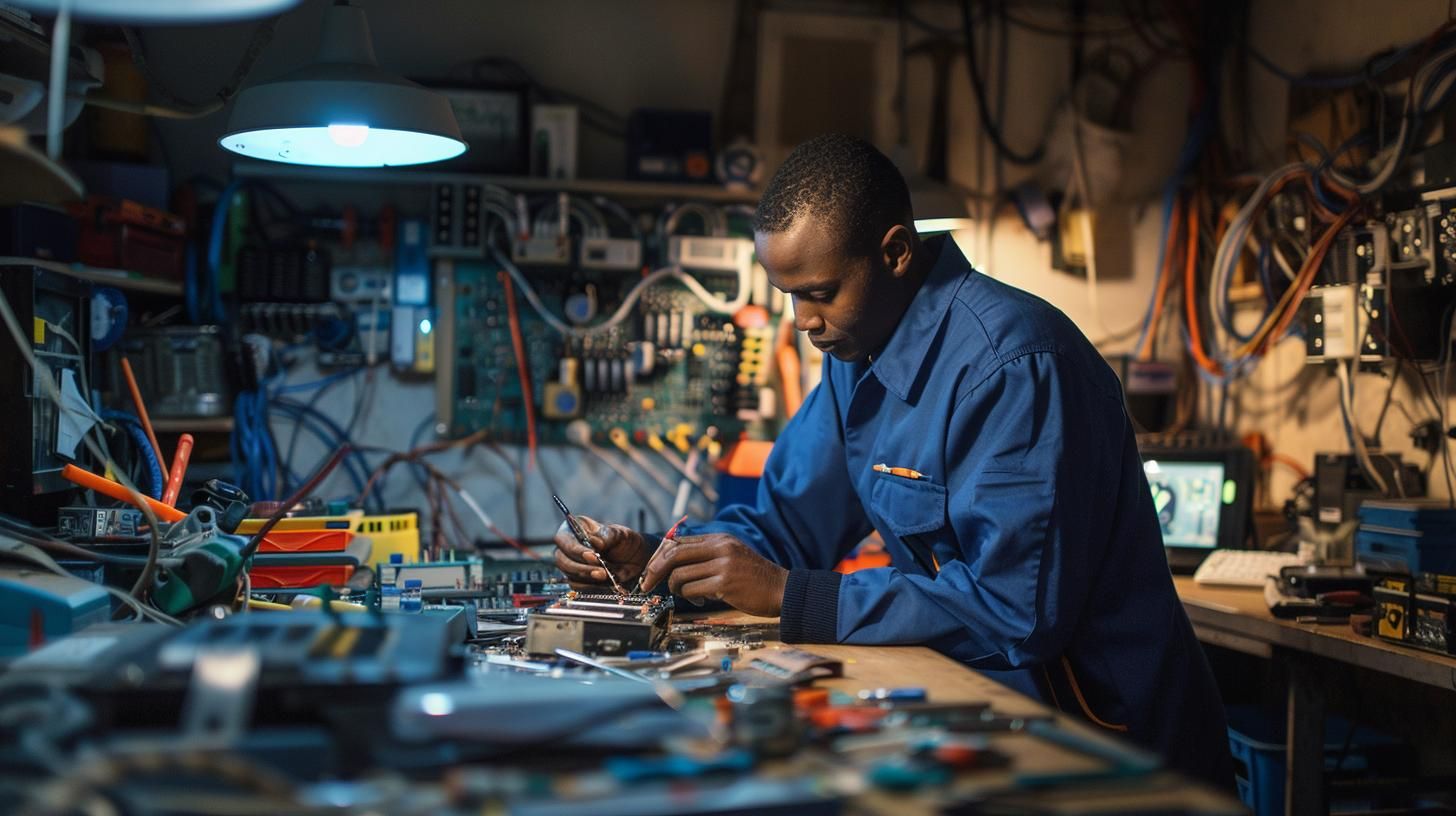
(1140, 445, 1255, 571)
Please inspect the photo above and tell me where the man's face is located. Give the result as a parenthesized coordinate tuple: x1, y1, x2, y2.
(756, 219, 908, 363)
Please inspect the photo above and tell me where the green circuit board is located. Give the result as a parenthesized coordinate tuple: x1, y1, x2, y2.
(448, 259, 765, 445)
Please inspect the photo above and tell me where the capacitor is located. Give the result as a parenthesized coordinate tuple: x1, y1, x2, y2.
(564, 291, 597, 325)
(584, 358, 597, 392)
(668, 311, 682, 347)
(560, 357, 580, 386)
(596, 358, 610, 393)
(611, 358, 625, 392)
(656, 313, 669, 346)
(629, 342, 656, 378)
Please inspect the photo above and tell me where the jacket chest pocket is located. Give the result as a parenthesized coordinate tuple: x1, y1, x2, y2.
(868, 475, 949, 569)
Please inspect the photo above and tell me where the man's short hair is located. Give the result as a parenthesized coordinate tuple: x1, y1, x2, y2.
(753, 133, 913, 256)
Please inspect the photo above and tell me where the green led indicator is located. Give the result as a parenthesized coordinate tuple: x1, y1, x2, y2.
(1223, 479, 1236, 505)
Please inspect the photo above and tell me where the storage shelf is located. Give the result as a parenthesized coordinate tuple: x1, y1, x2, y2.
(233, 162, 759, 204)
(0, 256, 184, 296)
(152, 416, 234, 433)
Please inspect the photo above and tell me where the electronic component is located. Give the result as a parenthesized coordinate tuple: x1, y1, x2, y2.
(0, 264, 90, 521)
(331, 263, 392, 303)
(235, 243, 332, 302)
(0, 562, 110, 657)
(742, 648, 844, 684)
(6, 611, 464, 722)
(512, 235, 572, 266)
(531, 104, 578, 179)
(430, 183, 491, 257)
(1307, 213, 1456, 362)
(392, 218, 435, 372)
(580, 236, 642, 270)
(1314, 452, 1423, 529)
(524, 592, 673, 657)
(58, 506, 145, 540)
(668, 235, 753, 274)
(381, 559, 473, 589)
(627, 108, 713, 182)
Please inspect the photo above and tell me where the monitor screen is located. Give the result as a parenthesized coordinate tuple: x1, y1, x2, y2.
(1144, 459, 1226, 549)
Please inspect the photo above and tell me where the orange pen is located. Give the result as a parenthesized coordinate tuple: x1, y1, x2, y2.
(62, 463, 186, 522)
(161, 433, 194, 507)
(873, 463, 925, 480)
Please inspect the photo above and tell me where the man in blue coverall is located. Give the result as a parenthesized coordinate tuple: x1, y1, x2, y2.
(553, 133, 1233, 789)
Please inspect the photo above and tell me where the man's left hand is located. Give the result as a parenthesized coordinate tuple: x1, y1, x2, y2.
(639, 533, 788, 618)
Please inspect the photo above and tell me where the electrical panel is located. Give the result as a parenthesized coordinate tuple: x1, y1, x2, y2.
(1305, 189, 1456, 363)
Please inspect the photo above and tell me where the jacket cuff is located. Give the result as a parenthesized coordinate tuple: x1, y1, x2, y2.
(779, 569, 841, 643)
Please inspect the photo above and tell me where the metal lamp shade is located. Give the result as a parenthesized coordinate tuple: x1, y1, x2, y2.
(219, 4, 466, 168)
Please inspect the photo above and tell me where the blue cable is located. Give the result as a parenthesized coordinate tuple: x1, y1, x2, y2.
(100, 410, 165, 499)
(268, 399, 371, 497)
(273, 368, 359, 396)
(268, 403, 367, 496)
(1247, 37, 1423, 90)
(207, 179, 243, 324)
(184, 241, 199, 325)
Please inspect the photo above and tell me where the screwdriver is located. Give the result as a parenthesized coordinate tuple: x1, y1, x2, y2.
(552, 494, 626, 596)
(634, 514, 689, 595)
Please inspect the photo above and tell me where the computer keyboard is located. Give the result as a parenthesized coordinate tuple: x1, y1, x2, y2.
(1192, 549, 1303, 587)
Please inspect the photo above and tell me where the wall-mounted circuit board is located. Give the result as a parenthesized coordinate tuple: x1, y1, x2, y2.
(441, 252, 779, 445)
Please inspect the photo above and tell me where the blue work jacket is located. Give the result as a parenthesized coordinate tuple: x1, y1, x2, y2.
(693, 235, 1233, 789)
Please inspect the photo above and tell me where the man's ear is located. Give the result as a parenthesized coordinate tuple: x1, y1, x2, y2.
(880, 224, 915, 278)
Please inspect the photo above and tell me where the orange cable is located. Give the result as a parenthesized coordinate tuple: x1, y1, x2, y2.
(1183, 193, 1222, 376)
(1139, 193, 1185, 361)
(119, 356, 168, 475)
(499, 271, 537, 468)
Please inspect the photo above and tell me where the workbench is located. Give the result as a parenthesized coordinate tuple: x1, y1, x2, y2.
(720, 614, 1244, 814)
(1176, 576, 1456, 816)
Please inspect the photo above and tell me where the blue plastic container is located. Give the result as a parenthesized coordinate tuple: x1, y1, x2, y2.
(1356, 526, 1456, 575)
(1226, 705, 1406, 816)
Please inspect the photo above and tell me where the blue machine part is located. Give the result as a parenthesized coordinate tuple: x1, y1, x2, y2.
(0, 566, 111, 657)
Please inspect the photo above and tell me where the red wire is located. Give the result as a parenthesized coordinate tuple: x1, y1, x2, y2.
(499, 271, 538, 469)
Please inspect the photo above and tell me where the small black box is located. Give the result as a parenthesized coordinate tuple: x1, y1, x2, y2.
(0, 203, 78, 261)
(627, 109, 713, 182)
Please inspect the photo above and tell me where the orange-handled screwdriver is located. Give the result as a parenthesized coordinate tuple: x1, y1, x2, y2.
(161, 433, 194, 507)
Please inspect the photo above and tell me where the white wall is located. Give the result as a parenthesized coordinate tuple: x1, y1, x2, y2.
(129, 0, 1456, 534)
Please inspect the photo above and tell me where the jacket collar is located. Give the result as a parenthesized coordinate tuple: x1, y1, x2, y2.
(866, 234, 968, 402)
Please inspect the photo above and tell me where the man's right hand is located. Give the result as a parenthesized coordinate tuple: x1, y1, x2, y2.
(552, 516, 651, 590)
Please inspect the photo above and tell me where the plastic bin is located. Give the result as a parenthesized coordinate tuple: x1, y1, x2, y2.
(1226, 705, 1407, 816)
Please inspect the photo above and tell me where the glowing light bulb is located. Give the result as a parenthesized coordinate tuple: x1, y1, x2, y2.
(327, 124, 370, 147)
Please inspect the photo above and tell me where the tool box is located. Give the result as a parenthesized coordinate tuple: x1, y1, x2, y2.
(1356, 500, 1456, 575)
